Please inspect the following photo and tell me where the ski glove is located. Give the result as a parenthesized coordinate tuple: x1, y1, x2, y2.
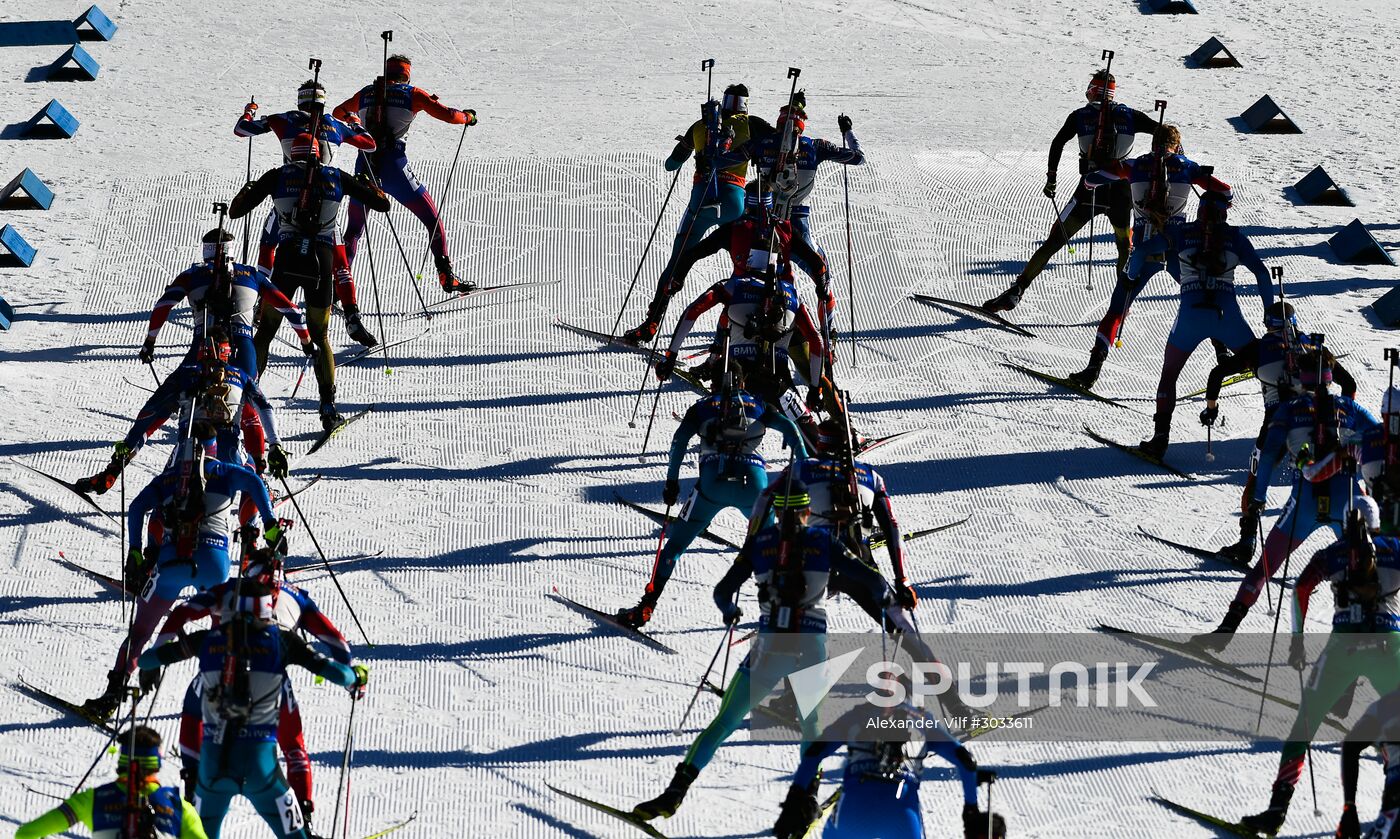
(719, 602, 742, 627)
(265, 523, 286, 552)
(1043, 175, 1056, 199)
(461, 109, 477, 126)
(301, 341, 317, 359)
(894, 582, 919, 609)
(125, 548, 148, 592)
(1288, 634, 1306, 671)
(837, 113, 853, 133)
(1336, 804, 1360, 839)
(654, 353, 676, 382)
(772, 783, 821, 839)
(350, 664, 370, 699)
(138, 340, 156, 365)
(267, 445, 289, 479)
(1199, 406, 1219, 427)
(138, 665, 160, 695)
(663, 479, 680, 507)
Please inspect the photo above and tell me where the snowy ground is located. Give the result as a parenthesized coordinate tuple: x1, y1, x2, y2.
(2, 0, 1399, 836)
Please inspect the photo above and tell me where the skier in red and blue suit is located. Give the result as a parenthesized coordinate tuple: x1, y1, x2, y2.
(1128, 190, 1276, 457)
(332, 54, 478, 293)
(81, 432, 282, 720)
(136, 581, 365, 839)
(155, 550, 352, 834)
(716, 91, 864, 336)
(1065, 124, 1232, 389)
(143, 228, 312, 379)
(235, 79, 377, 326)
(772, 703, 1004, 839)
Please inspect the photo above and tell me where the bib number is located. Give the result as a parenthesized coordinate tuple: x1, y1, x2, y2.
(277, 787, 306, 834)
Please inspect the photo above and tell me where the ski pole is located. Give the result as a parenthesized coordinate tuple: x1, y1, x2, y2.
(120, 466, 128, 628)
(241, 95, 254, 264)
(645, 503, 674, 582)
(1298, 666, 1321, 816)
(1260, 515, 1274, 616)
(1047, 193, 1075, 256)
(146, 359, 161, 389)
(1083, 49, 1114, 292)
(277, 476, 373, 646)
(358, 151, 431, 318)
(362, 204, 393, 375)
(985, 771, 996, 839)
(413, 120, 471, 296)
(610, 166, 682, 339)
(674, 624, 733, 735)
(331, 693, 360, 839)
(1085, 191, 1097, 293)
(289, 355, 313, 403)
(840, 115, 857, 369)
(141, 669, 165, 726)
(717, 592, 737, 690)
(639, 371, 666, 459)
(71, 719, 124, 793)
(1205, 423, 1214, 462)
(1255, 475, 1305, 732)
(627, 324, 665, 429)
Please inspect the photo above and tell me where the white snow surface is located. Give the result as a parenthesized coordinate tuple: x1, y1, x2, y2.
(2, 0, 1399, 836)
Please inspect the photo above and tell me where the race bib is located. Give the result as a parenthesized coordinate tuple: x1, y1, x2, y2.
(276, 787, 306, 833)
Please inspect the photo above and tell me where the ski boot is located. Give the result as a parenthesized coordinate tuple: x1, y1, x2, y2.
(1066, 344, 1109, 390)
(771, 776, 821, 839)
(74, 442, 134, 496)
(300, 800, 328, 839)
(436, 254, 477, 294)
(1212, 339, 1234, 366)
(81, 669, 130, 720)
(343, 304, 378, 348)
(633, 762, 699, 821)
(1138, 412, 1171, 459)
(1216, 504, 1261, 566)
(941, 690, 977, 727)
(615, 597, 656, 630)
(963, 803, 1008, 839)
(982, 278, 1029, 314)
(180, 765, 197, 804)
(319, 402, 344, 432)
(1214, 537, 1256, 568)
(620, 320, 659, 347)
(1192, 601, 1248, 653)
(1240, 782, 1293, 836)
(688, 353, 722, 384)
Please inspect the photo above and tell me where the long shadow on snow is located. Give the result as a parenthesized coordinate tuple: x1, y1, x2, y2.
(0, 438, 110, 457)
(914, 568, 1244, 602)
(0, 484, 116, 537)
(297, 535, 645, 575)
(815, 444, 1172, 495)
(312, 729, 769, 769)
(0, 594, 102, 612)
(361, 632, 587, 662)
(0, 344, 142, 364)
(368, 390, 628, 412)
(310, 452, 644, 484)
(514, 805, 597, 839)
(989, 742, 1275, 780)
(336, 347, 601, 370)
